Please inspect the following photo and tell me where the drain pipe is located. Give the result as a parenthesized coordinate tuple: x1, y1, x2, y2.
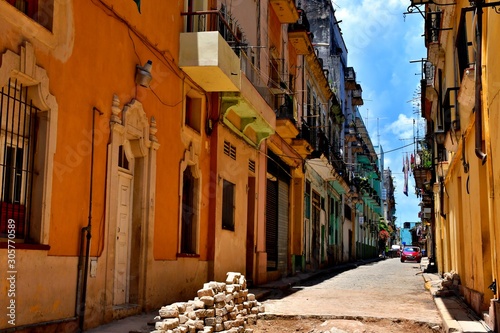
(474, 1, 487, 164)
(78, 107, 103, 332)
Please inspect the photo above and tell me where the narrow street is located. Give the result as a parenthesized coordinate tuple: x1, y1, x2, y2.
(254, 258, 442, 332)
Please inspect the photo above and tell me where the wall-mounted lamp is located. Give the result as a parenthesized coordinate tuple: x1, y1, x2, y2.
(434, 129, 446, 145)
(135, 60, 153, 88)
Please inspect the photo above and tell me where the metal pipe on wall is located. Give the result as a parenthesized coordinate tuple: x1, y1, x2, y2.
(474, 1, 487, 164)
(78, 107, 103, 332)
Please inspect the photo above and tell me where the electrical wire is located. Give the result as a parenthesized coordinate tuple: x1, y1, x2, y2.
(380, 141, 416, 154)
(91, 0, 206, 96)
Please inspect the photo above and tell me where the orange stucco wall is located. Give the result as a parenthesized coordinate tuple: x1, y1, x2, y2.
(0, 0, 216, 329)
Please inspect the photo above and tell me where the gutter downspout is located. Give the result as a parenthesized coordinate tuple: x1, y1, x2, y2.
(474, 1, 487, 164)
(439, 177, 446, 219)
(78, 107, 103, 332)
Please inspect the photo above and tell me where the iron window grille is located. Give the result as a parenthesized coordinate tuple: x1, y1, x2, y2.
(0, 79, 38, 240)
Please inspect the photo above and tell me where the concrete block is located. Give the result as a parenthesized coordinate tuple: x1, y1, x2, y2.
(198, 288, 215, 298)
(214, 293, 226, 303)
(200, 296, 215, 307)
(159, 306, 180, 318)
(179, 314, 189, 324)
(156, 318, 180, 330)
(226, 272, 241, 284)
(173, 302, 187, 313)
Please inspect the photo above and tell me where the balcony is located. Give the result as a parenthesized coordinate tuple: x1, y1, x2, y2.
(291, 121, 313, 158)
(221, 75, 276, 148)
(425, 10, 442, 47)
(270, 0, 299, 24)
(345, 67, 357, 90)
(330, 150, 348, 181)
(288, 9, 314, 55)
(305, 53, 333, 102)
(275, 97, 299, 139)
(412, 147, 433, 192)
(352, 84, 363, 106)
(179, 10, 242, 92)
(330, 103, 344, 125)
(413, 168, 432, 193)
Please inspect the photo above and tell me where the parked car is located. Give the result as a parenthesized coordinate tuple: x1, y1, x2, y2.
(400, 246, 422, 263)
(391, 245, 401, 257)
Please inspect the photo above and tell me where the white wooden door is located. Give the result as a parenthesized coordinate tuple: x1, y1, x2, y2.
(114, 172, 133, 305)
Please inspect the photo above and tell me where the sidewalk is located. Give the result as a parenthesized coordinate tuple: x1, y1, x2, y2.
(421, 258, 493, 333)
(86, 257, 493, 333)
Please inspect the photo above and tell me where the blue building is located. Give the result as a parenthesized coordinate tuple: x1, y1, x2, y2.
(400, 221, 420, 246)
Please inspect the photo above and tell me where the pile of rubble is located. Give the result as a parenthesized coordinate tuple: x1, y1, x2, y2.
(151, 272, 264, 333)
(436, 271, 461, 297)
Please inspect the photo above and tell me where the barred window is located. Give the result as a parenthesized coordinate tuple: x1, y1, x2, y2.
(0, 79, 39, 240)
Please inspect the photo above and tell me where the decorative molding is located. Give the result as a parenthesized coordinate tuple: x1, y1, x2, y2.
(0, 41, 58, 244)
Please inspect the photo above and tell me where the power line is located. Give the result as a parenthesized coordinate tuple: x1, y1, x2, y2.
(382, 142, 415, 154)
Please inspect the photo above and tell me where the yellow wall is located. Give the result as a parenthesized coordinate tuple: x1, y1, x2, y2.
(0, 251, 77, 327)
(485, 3, 500, 298)
(213, 126, 258, 281)
(433, 0, 498, 313)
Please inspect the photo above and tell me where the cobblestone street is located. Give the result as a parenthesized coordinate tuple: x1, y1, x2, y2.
(256, 258, 442, 332)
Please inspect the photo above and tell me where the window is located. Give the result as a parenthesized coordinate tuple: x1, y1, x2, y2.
(0, 79, 38, 240)
(118, 145, 130, 170)
(344, 203, 351, 220)
(181, 167, 197, 254)
(222, 180, 235, 231)
(7, 0, 53, 31)
(425, 9, 441, 46)
(184, 0, 207, 32)
(185, 95, 202, 133)
(304, 180, 311, 219)
(456, 9, 476, 82)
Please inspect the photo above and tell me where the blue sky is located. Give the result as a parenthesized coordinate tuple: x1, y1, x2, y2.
(333, 0, 427, 226)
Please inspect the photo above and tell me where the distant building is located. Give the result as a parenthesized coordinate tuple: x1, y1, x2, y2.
(400, 222, 421, 246)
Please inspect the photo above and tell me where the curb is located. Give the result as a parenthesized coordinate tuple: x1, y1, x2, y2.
(422, 270, 492, 333)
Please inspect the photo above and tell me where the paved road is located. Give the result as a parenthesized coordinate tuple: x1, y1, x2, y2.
(262, 258, 442, 325)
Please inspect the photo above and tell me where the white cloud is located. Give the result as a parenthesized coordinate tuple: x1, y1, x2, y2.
(386, 114, 415, 140)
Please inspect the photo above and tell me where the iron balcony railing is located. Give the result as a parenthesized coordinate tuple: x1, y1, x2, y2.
(181, 9, 245, 54)
(288, 8, 311, 34)
(182, 9, 279, 110)
(425, 10, 442, 46)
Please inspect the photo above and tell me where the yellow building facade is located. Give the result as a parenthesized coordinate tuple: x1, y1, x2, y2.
(416, 0, 500, 327)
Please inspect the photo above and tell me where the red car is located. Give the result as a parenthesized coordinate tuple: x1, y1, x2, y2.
(400, 246, 422, 263)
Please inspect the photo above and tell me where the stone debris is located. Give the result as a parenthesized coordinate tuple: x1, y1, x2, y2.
(435, 270, 461, 297)
(152, 272, 263, 333)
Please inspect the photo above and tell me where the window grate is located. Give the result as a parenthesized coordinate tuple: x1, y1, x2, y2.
(230, 145, 236, 160)
(223, 140, 237, 160)
(0, 78, 38, 239)
(248, 159, 255, 173)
